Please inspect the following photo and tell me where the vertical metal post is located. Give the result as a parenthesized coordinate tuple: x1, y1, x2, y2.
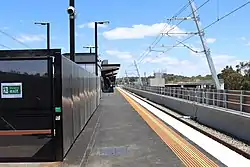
(47, 23, 50, 51)
(69, 0, 75, 62)
(202, 90, 205, 104)
(189, 0, 220, 89)
(240, 90, 243, 112)
(95, 22, 98, 76)
(223, 90, 227, 108)
(134, 60, 142, 86)
(213, 90, 215, 105)
(125, 70, 129, 85)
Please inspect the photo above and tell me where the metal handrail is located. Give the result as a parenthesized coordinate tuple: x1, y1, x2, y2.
(125, 85, 250, 113)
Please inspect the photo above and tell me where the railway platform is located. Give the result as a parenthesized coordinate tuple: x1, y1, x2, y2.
(2, 87, 250, 167)
(66, 88, 225, 167)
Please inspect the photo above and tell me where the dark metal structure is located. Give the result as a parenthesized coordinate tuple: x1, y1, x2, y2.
(0, 49, 100, 162)
(101, 63, 120, 92)
(62, 52, 96, 64)
(34, 22, 50, 50)
(94, 22, 98, 76)
(69, 0, 75, 62)
(94, 21, 109, 76)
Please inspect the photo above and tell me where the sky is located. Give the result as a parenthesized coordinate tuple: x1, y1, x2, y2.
(0, 0, 250, 78)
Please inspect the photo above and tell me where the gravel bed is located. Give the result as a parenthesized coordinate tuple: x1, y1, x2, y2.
(138, 96, 250, 155)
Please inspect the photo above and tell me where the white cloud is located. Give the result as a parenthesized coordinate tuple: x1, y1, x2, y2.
(103, 23, 186, 40)
(78, 24, 85, 28)
(78, 22, 108, 29)
(239, 37, 250, 46)
(106, 50, 133, 59)
(141, 53, 245, 76)
(2, 27, 9, 30)
(240, 37, 246, 41)
(17, 34, 45, 42)
(75, 32, 84, 37)
(206, 38, 216, 43)
(143, 54, 180, 65)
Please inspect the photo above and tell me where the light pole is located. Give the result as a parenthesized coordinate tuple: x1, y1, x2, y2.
(94, 21, 109, 76)
(83, 46, 95, 53)
(34, 22, 50, 50)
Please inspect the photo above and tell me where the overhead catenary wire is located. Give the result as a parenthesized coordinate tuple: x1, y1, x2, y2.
(0, 29, 31, 48)
(136, 1, 193, 64)
(217, 0, 220, 20)
(138, 0, 211, 64)
(156, 1, 250, 56)
(123, 0, 249, 78)
(124, 1, 193, 77)
(0, 43, 11, 49)
(203, 1, 250, 30)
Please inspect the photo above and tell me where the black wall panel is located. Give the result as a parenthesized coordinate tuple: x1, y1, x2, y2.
(61, 56, 100, 156)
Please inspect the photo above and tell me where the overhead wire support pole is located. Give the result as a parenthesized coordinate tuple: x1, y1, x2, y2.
(122, 76, 125, 85)
(125, 70, 129, 85)
(189, 0, 221, 89)
(134, 60, 143, 86)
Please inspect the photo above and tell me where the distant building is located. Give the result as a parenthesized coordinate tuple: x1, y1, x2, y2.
(165, 79, 225, 89)
(149, 72, 165, 87)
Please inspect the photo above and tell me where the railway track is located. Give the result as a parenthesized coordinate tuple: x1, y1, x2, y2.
(127, 90, 250, 160)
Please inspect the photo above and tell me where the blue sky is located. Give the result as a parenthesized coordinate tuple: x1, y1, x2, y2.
(0, 0, 250, 77)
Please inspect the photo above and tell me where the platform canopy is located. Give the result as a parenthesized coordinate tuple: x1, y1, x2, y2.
(101, 63, 120, 84)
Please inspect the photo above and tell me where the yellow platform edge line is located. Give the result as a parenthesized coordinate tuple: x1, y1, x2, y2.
(117, 88, 219, 167)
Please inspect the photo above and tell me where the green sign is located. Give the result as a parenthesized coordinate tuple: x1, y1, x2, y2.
(55, 107, 62, 113)
(1, 83, 22, 98)
(2, 86, 21, 94)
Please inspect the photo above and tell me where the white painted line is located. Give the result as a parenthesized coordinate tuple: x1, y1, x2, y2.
(119, 88, 250, 167)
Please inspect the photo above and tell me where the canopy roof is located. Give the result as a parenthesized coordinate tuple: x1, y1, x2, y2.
(101, 64, 120, 83)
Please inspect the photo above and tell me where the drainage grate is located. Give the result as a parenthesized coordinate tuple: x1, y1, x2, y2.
(97, 146, 128, 156)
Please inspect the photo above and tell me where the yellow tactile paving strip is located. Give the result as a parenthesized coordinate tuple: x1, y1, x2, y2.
(118, 88, 219, 167)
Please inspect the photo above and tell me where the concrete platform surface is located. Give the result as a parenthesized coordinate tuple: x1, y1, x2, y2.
(0, 88, 225, 167)
(82, 90, 184, 167)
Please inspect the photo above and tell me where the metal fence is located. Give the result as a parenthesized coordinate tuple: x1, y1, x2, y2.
(0, 49, 102, 162)
(126, 85, 250, 113)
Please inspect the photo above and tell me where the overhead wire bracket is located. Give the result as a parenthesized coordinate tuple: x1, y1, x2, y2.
(166, 17, 194, 20)
(149, 46, 165, 53)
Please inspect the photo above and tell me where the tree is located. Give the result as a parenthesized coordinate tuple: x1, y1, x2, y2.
(221, 66, 244, 90)
(236, 61, 250, 90)
(241, 79, 250, 90)
(220, 62, 250, 90)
